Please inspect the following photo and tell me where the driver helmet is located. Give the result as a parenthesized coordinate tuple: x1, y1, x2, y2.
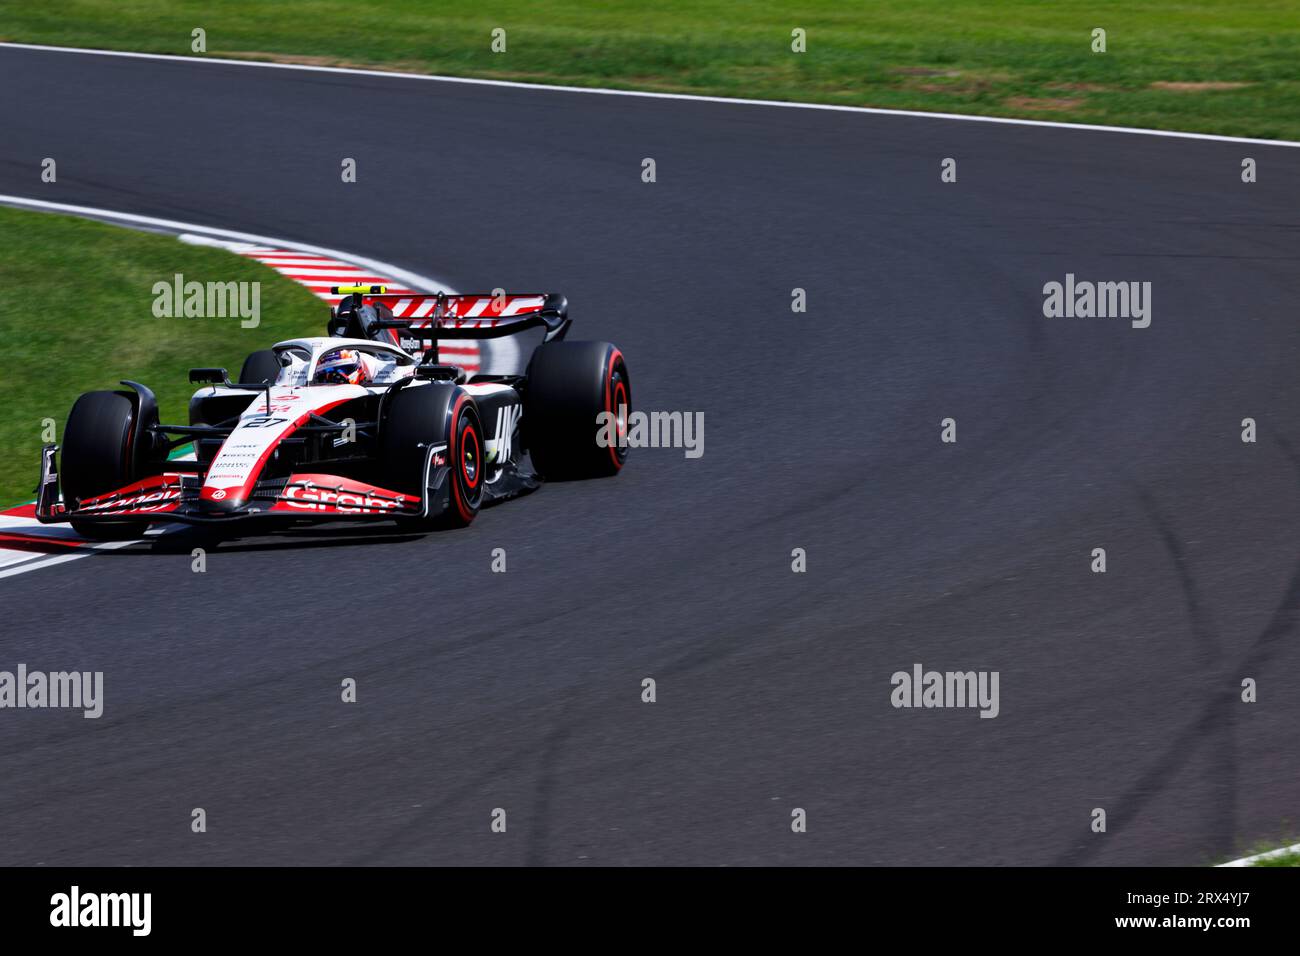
(313, 348, 369, 385)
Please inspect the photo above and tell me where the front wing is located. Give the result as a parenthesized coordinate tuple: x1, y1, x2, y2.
(35, 443, 451, 527)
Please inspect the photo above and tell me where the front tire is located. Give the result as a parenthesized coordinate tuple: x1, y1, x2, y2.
(61, 390, 150, 540)
(381, 384, 484, 531)
(239, 349, 280, 386)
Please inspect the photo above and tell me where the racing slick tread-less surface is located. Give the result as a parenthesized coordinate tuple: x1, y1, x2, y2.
(0, 47, 1297, 866)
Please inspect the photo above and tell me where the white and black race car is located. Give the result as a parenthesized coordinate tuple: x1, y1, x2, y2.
(35, 288, 630, 539)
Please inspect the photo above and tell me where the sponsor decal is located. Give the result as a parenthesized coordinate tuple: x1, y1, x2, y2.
(80, 488, 181, 513)
(489, 404, 520, 463)
(275, 480, 411, 514)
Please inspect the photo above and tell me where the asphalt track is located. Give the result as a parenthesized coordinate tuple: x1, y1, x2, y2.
(0, 45, 1297, 866)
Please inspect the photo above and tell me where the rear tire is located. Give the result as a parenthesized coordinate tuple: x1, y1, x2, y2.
(61, 390, 150, 540)
(525, 341, 629, 480)
(239, 349, 280, 386)
(381, 384, 484, 531)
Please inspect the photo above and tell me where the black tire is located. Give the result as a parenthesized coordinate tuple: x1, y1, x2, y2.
(525, 341, 629, 480)
(381, 384, 484, 530)
(61, 390, 149, 540)
(239, 349, 281, 386)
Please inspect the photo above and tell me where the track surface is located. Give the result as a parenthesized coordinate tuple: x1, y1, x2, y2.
(1, 47, 1297, 866)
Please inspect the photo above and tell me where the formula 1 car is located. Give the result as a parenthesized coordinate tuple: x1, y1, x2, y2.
(35, 287, 630, 539)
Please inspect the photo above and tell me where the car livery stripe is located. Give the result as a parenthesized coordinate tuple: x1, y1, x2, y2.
(202, 392, 359, 505)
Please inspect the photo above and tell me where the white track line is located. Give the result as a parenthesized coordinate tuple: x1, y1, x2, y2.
(1217, 842, 1300, 867)
(0, 539, 138, 581)
(2, 40, 1298, 149)
(0, 196, 461, 581)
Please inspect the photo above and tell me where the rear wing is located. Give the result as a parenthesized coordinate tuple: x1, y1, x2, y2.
(327, 289, 570, 374)
(329, 289, 570, 342)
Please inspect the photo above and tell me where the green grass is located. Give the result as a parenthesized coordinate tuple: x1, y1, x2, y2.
(1213, 835, 1300, 866)
(1251, 849, 1300, 866)
(0, 206, 325, 507)
(2, 1, 1299, 138)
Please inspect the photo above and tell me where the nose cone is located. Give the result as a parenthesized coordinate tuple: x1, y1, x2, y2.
(199, 485, 245, 512)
